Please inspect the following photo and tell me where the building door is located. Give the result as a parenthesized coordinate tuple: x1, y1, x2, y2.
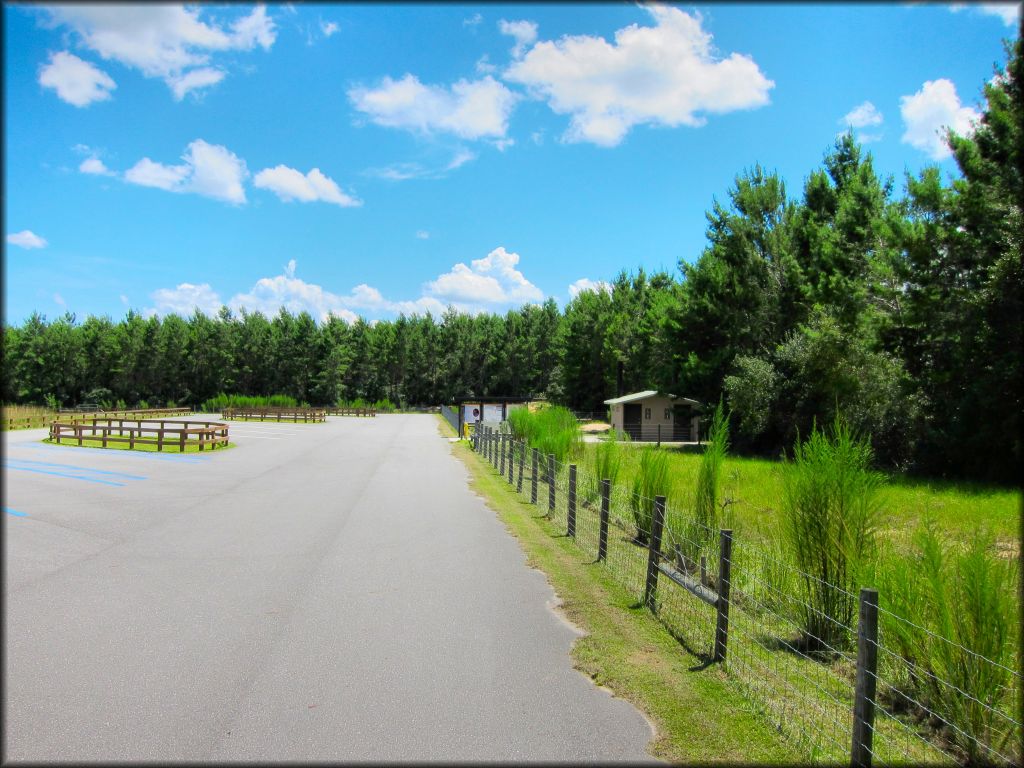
(624, 403, 642, 441)
(672, 405, 692, 441)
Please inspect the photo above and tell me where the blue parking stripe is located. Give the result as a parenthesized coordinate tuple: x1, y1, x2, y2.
(3, 465, 126, 486)
(5, 459, 147, 481)
(4, 508, 28, 517)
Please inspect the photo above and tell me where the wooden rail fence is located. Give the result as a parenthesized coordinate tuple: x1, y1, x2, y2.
(49, 418, 229, 452)
(59, 407, 193, 421)
(323, 407, 377, 417)
(221, 407, 326, 422)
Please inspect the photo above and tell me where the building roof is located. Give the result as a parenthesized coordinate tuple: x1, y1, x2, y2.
(603, 390, 703, 407)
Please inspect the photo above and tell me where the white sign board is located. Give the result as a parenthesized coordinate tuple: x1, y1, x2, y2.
(463, 405, 482, 424)
(483, 403, 504, 422)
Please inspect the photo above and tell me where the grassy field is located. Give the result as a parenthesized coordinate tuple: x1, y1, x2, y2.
(42, 438, 235, 453)
(441, 419, 801, 763)
(580, 443, 1020, 550)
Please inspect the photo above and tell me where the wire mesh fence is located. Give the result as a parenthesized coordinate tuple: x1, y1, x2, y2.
(465, 426, 1021, 767)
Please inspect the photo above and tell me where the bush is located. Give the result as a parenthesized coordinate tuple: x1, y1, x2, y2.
(879, 521, 1020, 764)
(629, 447, 671, 546)
(779, 414, 882, 653)
(201, 393, 299, 411)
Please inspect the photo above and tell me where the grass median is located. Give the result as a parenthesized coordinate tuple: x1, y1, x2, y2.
(443, 424, 799, 763)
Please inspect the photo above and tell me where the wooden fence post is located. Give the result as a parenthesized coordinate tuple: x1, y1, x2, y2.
(851, 588, 880, 768)
(516, 441, 524, 493)
(714, 529, 734, 662)
(507, 437, 515, 484)
(547, 454, 556, 514)
(531, 448, 539, 504)
(499, 433, 506, 476)
(567, 464, 577, 538)
(644, 496, 666, 609)
(598, 479, 610, 561)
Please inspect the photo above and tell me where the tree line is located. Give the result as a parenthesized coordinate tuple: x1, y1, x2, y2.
(3, 41, 1019, 484)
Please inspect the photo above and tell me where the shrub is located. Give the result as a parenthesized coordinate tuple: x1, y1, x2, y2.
(201, 393, 299, 411)
(629, 447, 671, 545)
(507, 405, 581, 464)
(879, 521, 1020, 763)
(779, 414, 882, 653)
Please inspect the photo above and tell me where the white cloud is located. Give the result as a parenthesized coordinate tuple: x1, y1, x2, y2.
(900, 79, 980, 160)
(504, 4, 773, 147)
(54, 293, 66, 307)
(6, 230, 49, 249)
(349, 74, 518, 140)
(149, 282, 224, 317)
(426, 246, 543, 304)
(125, 139, 248, 203)
(253, 165, 361, 207)
(120, 294, 130, 306)
(950, 3, 1021, 26)
(415, 230, 430, 239)
(320, 19, 339, 37)
(44, 5, 276, 99)
(568, 277, 611, 298)
(499, 18, 538, 58)
(38, 51, 116, 107)
(475, 54, 497, 75)
(841, 101, 883, 128)
(464, 13, 483, 28)
(368, 148, 478, 181)
(79, 156, 115, 176)
(167, 67, 225, 100)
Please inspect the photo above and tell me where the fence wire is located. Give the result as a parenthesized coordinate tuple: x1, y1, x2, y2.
(466, 429, 1021, 766)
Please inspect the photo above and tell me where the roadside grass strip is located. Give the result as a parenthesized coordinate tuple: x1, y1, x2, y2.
(448, 431, 799, 763)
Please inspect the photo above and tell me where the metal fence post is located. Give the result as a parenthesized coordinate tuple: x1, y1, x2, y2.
(516, 440, 524, 493)
(851, 588, 880, 768)
(547, 454, 556, 514)
(499, 432, 506, 476)
(567, 464, 577, 538)
(657, 423, 661, 448)
(644, 496, 666, 609)
(507, 437, 515, 484)
(598, 479, 610, 561)
(531, 448, 539, 504)
(714, 529, 734, 662)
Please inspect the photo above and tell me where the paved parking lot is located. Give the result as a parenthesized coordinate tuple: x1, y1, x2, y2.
(3, 414, 655, 762)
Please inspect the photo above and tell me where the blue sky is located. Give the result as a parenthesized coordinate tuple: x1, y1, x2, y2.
(3, 2, 1019, 325)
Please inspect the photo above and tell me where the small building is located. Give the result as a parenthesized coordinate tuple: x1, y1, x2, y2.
(603, 390, 702, 442)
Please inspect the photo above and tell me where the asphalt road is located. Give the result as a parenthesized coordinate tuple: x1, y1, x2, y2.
(3, 414, 656, 762)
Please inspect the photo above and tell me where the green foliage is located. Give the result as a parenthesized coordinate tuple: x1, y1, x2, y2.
(629, 447, 671, 545)
(878, 521, 1020, 764)
(508, 405, 581, 464)
(587, 429, 623, 502)
(780, 414, 882, 653)
(201, 393, 300, 411)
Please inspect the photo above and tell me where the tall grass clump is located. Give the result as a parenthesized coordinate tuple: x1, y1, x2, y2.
(629, 447, 672, 545)
(587, 430, 624, 502)
(508, 405, 581, 464)
(879, 520, 1020, 764)
(667, 402, 730, 573)
(780, 414, 882, 653)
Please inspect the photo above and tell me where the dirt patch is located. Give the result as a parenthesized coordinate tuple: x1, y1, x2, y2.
(580, 421, 611, 433)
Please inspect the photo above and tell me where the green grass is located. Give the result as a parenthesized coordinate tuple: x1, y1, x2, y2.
(446, 430, 801, 764)
(42, 437, 235, 453)
(582, 445, 1019, 550)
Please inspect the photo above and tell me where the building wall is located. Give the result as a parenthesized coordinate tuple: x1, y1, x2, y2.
(608, 396, 700, 440)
